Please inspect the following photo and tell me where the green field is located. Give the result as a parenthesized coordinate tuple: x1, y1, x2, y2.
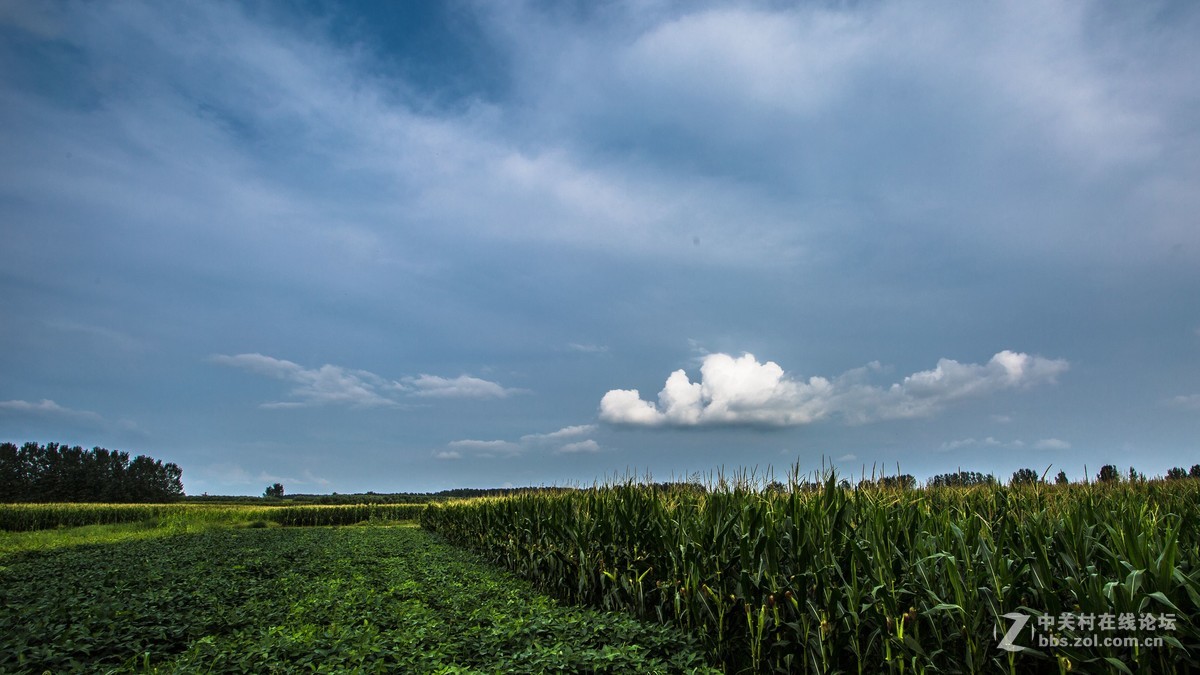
(3, 477, 1198, 674)
(0, 524, 714, 673)
(424, 477, 1200, 674)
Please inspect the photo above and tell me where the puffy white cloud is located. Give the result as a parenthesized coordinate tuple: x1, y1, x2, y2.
(433, 450, 463, 461)
(212, 354, 519, 407)
(1034, 438, 1071, 450)
(601, 350, 1068, 427)
(598, 390, 665, 426)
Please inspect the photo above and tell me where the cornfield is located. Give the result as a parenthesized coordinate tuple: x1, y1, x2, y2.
(421, 472, 1200, 674)
(0, 502, 427, 531)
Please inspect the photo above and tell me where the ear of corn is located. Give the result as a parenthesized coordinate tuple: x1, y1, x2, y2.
(421, 471, 1200, 673)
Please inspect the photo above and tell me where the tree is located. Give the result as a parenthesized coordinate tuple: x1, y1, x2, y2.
(1097, 464, 1120, 483)
(1191, 464, 1200, 479)
(929, 471, 995, 488)
(1010, 468, 1039, 486)
(1167, 467, 1188, 480)
(264, 483, 285, 499)
(0, 442, 183, 502)
(867, 474, 916, 490)
(1055, 470, 1069, 485)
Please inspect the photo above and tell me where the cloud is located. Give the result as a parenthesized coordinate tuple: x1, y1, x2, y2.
(566, 343, 609, 354)
(939, 436, 1070, 452)
(600, 350, 1068, 427)
(211, 354, 517, 407)
(1167, 394, 1200, 411)
(836, 453, 857, 462)
(403, 374, 522, 399)
(557, 439, 600, 454)
(447, 439, 520, 452)
(211, 353, 399, 408)
(520, 424, 597, 444)
(190, 463, 328, 488)
(444, 424, 601, 459)
(940, 437, 1005, 452)
(0, 398, 104, 424)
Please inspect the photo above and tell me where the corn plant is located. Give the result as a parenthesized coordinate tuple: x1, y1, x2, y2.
(421, 470, 1200, 674)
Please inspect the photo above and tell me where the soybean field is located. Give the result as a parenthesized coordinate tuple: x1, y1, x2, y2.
(0, 524, 714, 673)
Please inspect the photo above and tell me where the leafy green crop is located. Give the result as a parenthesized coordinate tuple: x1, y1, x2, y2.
(0, 526, 716, 673)
(422, 475, 1200, 674)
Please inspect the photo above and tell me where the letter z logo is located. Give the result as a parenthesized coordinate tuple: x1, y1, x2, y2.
(997, 612, 1030, 652)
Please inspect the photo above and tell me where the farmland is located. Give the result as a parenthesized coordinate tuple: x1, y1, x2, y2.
(0, 523, 714, 673)
(2, 476, 1199, 674)
(423, 475, 1200, 674)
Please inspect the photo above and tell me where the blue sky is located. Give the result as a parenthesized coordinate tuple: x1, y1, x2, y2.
(1, 0, 1197, 495)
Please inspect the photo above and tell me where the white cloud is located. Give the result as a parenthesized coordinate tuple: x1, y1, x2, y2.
(600, 350, 1068, 427)
(1034, 438, 1071, 450)
(520, 425, 597, 444)
(940, 437, 1005, 451)
(836, 453, 857, 462)
(1167, 394, 1200, 411)
(433, 450, 462, 461)
(557, 439, 600, 454)
(212, 354, 518, 407)
(0, 398, 104, 424)
(403, 374, 521, 399)
(444, 424, 601, 459)
(211, 353, 399, 408)
(447, 439, 521, 452)
(567, 343, 609, 354)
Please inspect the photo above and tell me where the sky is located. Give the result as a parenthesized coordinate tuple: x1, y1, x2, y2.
(1, 0, 1197, 495)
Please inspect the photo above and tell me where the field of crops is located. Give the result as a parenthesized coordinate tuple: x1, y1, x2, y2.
(0, 525, 715, 673)
(0, 501, 427, 532)
(421, 476, 1200, 674)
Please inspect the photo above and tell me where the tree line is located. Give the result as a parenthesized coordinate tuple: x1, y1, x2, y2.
(0, 442, 184, 503)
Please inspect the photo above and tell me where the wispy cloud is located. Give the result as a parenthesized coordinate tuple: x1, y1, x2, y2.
(557, 439, 600, 454)
(443, 424, 601, 459)
(519, 424, 597, 444)
(402, 374, 523, 399)
(601, 351, 1069, 428)
(211, 353, 518, 408)
(1167, 394, 1200, 411)
(939, 436, 1069, 452)
(566, 343, 609, 354)
(0, 398, 104, 425)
